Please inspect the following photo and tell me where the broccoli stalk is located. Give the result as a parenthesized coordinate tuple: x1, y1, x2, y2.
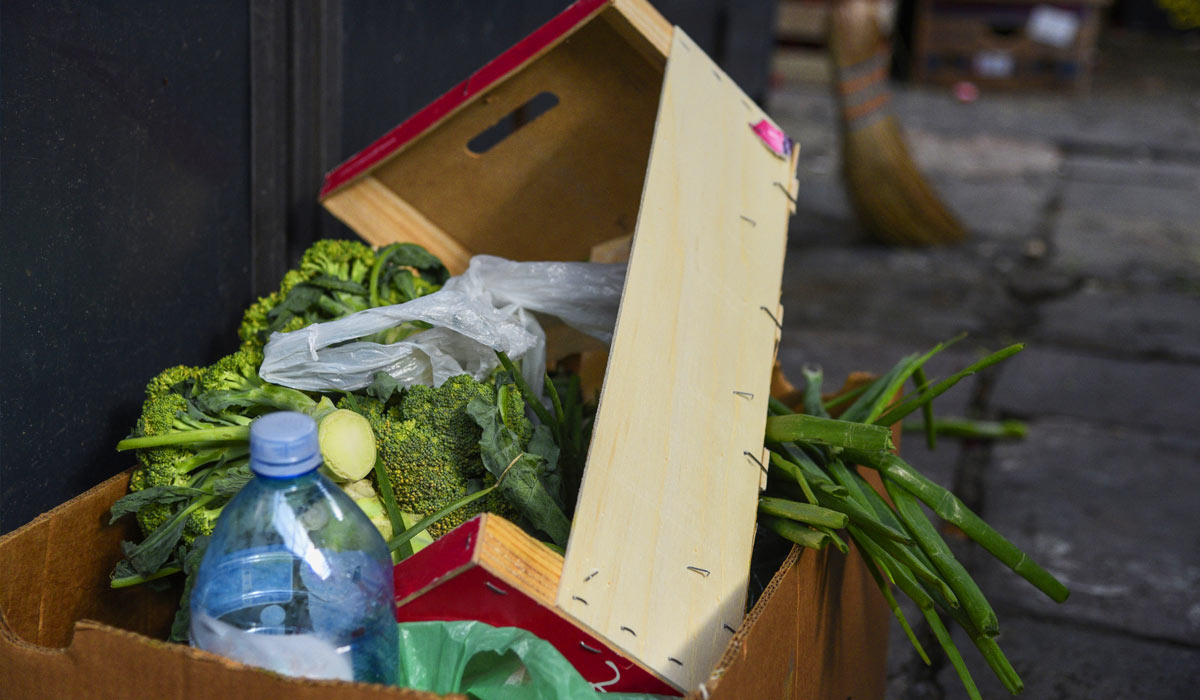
(119, 348, 376, 482)
(341, 478, 393, 540)
(111, 348, 377, 590)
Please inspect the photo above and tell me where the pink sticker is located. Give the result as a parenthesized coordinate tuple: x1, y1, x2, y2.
(751, 119, 794, 159)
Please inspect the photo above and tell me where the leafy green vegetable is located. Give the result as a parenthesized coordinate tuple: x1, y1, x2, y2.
(108, 485, 205, 524)
(168, 535, 210, 643)
(468, 397, 571, 547)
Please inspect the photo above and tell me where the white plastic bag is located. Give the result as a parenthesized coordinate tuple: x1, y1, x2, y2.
(259, 255, 626, 396)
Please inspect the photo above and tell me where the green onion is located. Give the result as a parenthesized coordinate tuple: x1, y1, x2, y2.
(762, 515, 830, 550)
(884, 477, 999, 636)
(872, 345, 1024, 427)
(765, 413, 894, 452)
(758, 496, 848, 529)
(846, 448, 1069, 603)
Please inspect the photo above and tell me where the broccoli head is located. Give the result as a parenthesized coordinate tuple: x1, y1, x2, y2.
(370, 242, 449, 307)
(130, 376, 250, 484)
(236, 240, 376, 352)
(345, 377, 513, 538)
(237, 240, 450, 352)
(399, 375, 496, 479)
(135, 501, 174, 540)
(194, 346, 263, 394)
(183, 503, 224, 544)
(125, 365, 252, 538)
(300, 238, 375, 285)
(145, 364, 203, 399)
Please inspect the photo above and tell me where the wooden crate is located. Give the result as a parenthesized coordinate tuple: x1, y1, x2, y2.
(1, 1, 891, 698)
(321, 0, 799, 693)
(912, 0, 1108, 92)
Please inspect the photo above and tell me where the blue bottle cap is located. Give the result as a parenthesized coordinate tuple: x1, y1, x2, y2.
(249, 412, 322, 478)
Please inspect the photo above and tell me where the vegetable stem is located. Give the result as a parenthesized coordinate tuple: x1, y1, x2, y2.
(873, 345, 1024, 427)
(117, 425, 251, 450)
(765, 413, 894, 452)
(758, 497, 848, 529)
(111, 565, 182, 589)
(846, 448, 1069, 603)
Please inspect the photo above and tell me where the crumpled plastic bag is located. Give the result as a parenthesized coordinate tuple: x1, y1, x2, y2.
(259, 256, 626, 397)
(394, 620, 673, 700)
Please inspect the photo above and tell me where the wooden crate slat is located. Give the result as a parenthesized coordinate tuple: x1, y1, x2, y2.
(556, 27, 793, 691)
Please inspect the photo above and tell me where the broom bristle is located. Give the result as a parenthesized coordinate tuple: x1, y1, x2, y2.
(829, 0, 966, 246)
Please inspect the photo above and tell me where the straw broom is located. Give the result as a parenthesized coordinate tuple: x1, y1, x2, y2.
(828, 0, 966, 245)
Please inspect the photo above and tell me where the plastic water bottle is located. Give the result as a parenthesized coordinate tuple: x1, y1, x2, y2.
(189, 411, 398, 684)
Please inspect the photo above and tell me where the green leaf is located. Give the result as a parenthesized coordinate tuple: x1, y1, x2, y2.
(387, 484, 499, 553)
(392, 272, 418, 302)
(119, 517, 185, 577)
(365, 371, 404, 403)
(526, 424, 563, 507)
(372, 456, 406, 559)
(398, 512, 435, 553)
(108, 485, 206, 524)
(762, 515, 830, 550)
(382, 242, 450, 283)
(211, 464, 253, 497)
(306, 274, 368, 296)
(758, 496, 848, 529)
(169, 536, 210, 643)
(119, 496, 214, 578)
(266, 284, 324, 330)
(872, 345, 1024, 427)
(467, 397, 571, 547)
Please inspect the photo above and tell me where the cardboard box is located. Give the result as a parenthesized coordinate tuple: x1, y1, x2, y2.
(0, 466, 890, 699)
(2, 1, 890, 697)
(912, 0, 1108, 92)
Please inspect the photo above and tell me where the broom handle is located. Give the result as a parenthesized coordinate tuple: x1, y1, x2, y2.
(828, 0, 896, 131)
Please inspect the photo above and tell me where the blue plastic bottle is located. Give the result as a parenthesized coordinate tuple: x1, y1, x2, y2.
(189, 411, 398, 684)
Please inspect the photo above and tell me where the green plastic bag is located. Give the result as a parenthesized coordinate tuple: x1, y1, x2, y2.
(395, 620, 675, 700)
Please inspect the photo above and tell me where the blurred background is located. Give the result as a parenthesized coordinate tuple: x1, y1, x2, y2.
(2, 1, 1197, 696)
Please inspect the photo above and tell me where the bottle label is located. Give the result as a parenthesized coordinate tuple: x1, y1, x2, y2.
(200, 545, 296, 618)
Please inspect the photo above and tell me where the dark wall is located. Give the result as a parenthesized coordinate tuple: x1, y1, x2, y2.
(1, 2, 253, 532)
(1, 1, 777, 534)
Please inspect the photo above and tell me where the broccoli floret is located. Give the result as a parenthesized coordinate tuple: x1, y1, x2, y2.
(194, 345, 264, 394)
(236, 239, 450, 352)
(300, 238, 375, 284)
(399, 375, 496, 478)
(192, 346, 324, 416)
(136, 501, 174, 538)
(125, 381, 250, 538)
(237, 241, 376, 351)
(346, 379, 508, 538)
(129, 371, 251, 483)
(145, 364, 203, 399)
(183, 503, 224, 544)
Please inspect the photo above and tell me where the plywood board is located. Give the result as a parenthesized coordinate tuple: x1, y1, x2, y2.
(557, 28, 795, 692)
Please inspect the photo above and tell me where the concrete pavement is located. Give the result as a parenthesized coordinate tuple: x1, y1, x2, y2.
(768, 32, 1200, 700)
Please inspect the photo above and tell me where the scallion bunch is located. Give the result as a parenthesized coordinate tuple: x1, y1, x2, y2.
(760, 337, 1067, 698)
